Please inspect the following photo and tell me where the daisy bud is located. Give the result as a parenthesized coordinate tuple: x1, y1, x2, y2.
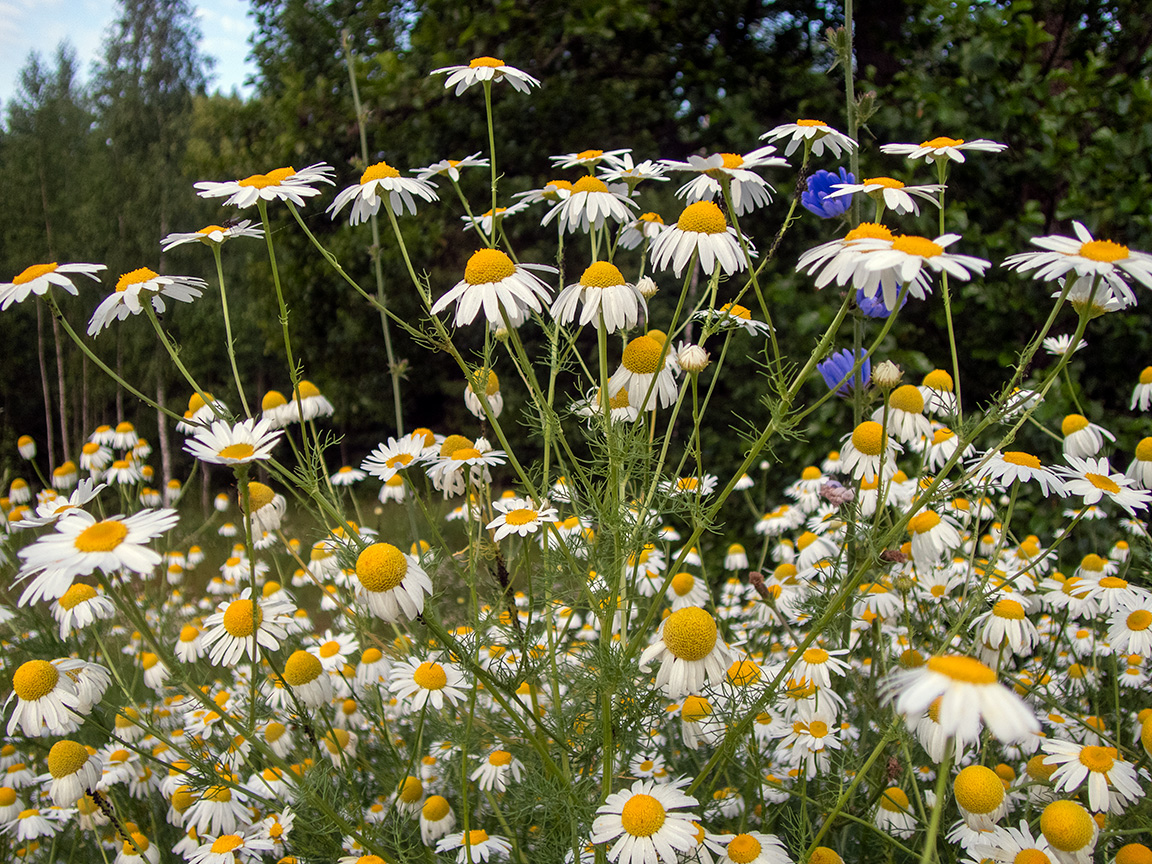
(678, 343, 710, 373)
(17, 436, 35, 460)
(637, 276, 658, 299)
(873, 360, 903, 390)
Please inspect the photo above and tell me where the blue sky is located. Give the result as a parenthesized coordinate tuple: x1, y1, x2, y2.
(0, 0, 257, 107)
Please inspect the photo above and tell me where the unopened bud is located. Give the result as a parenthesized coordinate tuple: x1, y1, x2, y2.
(637, 276, 659, 299)
(748, 571, 772, 601)
(873, 360, 903, 390)
(879, 548, 909, 564)
(677, 343, 710, 374)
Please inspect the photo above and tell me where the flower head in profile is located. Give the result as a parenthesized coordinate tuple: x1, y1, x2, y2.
(0, 262, 105, 310)
(552, 261, 646, 332)
(761, 119, 857, 158)
(184, 418, 283, 466)
(415, 152, 489, 182)
(431, 57, 539, 95)
(662, 146, 787, 215)
(880, 136, 1007, 163)
(161, 221, 263, 251)
(826, 176, 943, 218)
(1059, 456, 1152, 516)
(431, 248, 555, 328)
(195, 163, 335, 208)
(650, 201, 747, 277)
(328, 160, 439, 224)
(87, 268, 207, 336)
(542, 175, 637, 235)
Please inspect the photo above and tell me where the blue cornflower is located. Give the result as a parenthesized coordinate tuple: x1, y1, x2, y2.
(856, 285, 908, 318)
(801, 168, 854, 219)
(818, 348, 870, 396)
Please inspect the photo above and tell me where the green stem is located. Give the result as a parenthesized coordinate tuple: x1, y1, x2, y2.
(212, 245, 252, 418)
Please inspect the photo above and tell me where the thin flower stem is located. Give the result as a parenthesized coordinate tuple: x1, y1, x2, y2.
(211, 245, 252, 418)
(918, 741, 953, 864)
(483, 81, 499, 250)
(257, 199, 308, 433)
(143, 304, 224, 421)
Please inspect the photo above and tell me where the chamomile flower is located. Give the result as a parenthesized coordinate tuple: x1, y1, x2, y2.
(874, 787, 917, 839)
(1043, 334, 1085, 358)
(470, 749, 525, 792)
(186, 832, 275, 864)
(87, 268, 207, 336)
(426, 437, 506, 498)
(975, 451, 1067, 497)
(709, 831, 792, 864)
(5, 658, 101, 737)
(487, 498, 559, 541)
(761, 119, 857, 158)
(619, 213, 668, 250)
(194, 163, 335, 208)
(875, 384, 933, 445)
(415, 152, 488, 182)
(15, 507, 179, 606)
(608, 332, 680, 411)
(1004, 221, 1152, 306)
(431, 248, 555, 328)
(184, 418, 282, 466)
(1108, 601, 1152, 657)
(590, 779, 700, 864)
(972, 598, 1040, 657)
(44, 739, 101, 807)
(328, 160, 438, 224)
(840, 421, 902, 481)
(952, 764, 1008, 830)
(390, 658, 468, 711)
(436, 828, 513, 863)
(543, 175, 636, 234)
(1039, 800, 1098, 864)
(353, 542, 433, 622)
(880, 136, 1007, 163)
(161, 221, 263, 250)
(199, 589, 294, 667)
(421, 795, 457, 845)
(883, 654, 1039, 744)
(52, 584, 116, 639)
(639, 607, 735, 698)
(650, 201, 747, 277)
(662, 147, 787, 215)
(826, 177, 942, 217)
(552, 261, 646, 332)
(361, 433, 427, 484)
(693, 302, 772, 336)
(0, 262, 104, 310)
(1041, 739, 1144, 813)
(1059, 456, 1151, 516)
(855, 233, 990, 287)
(432, 56, 539, 95)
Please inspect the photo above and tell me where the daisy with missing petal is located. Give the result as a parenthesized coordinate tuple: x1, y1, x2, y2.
(487, 498, 559, 541)
(432, 56, 539, 95)
(882, 653, 1039, 744)
(194, 163, 335, 208)
(16, 508, 179, 606)
(761, 119, 857, 158)
(880, 136, 1007, 163)
(856, 233, 991, 289)
(619, 213, 668, 250)
(185, 418, 283, 466)
(542, 175, 637, 235)
(1004, 221, 1152, 306)
(436, 828, 513, 863)
(1041, 739, 1144, 813)
(1059, 456, 1152, 516)
(552, 261, 646, 332)
(328, 160, 438, 224)
(650, 201, 747, 277)
(1043, 334, 1085, 358)
(608, 332, 680, 412)
(826, 177, 943, 217)
(431, 248, 555, 328)
(355, 541, 433, 622)
(415, 152, 489, 182)
(161, 221, 263, 251)
(0, 262, 104, 310)
(88, 268, 207, 337)
(390, 657, 468, 711)
(639, 607, 735, 698)
(591, 778, 700, 864)
(5, 658, 96, 736)
(662, 147, 788, 215)
(974, 451, 1067, 498)
(692, 303, 772, 337)
(199, 588, 295, 667)
(598, 153, 670, 187)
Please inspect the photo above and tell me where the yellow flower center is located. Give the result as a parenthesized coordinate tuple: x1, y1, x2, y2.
(670, 572, 696, 596)
(1078, 745, 1116, 773)
(620, 793, 666, 837)
(993, 598, 1026, 620)
(262, 390, 287, 410)
(179, 625, 200, 643)
(1079, 239, 1128, 263)
(800, 466, 822, 481)
(58, 583, 98, 610)
(796, 119, 828, 128)
(464, 248, 516, 285)
(803, 647, 829, 664)
(1003, 451, 1041, 469)
(356, 543, 408, 592)
(469, 57, 504, 68)
(0, 788, 15, 807)
(953, 765, 1005, 813)
(661, 607, 718, 661)
(247, 482, 275, 512)
(488, 750, 513, 766)
(920, 136, 964, 148)
(727, 835, 763, 864)
(503, 508, 538, 527)
(639, 212, 664, 224)
(74, 519, 129, 554)
(413, 662, 448, 690)
(361, 161, 400, 183)
(851, 421, 886, 456)
(719, 153, 745, 169)
(283, 650, 322, 686)
(319, 640, 341, 659)
(451, 447, 482, 460)
(1085, 472, 1121, 494)
(889, 384, 925, 414)
(879, 787, 910, 812)
(13, 660, 59, 701)
(925, 654, 996, 684)
(809, 720, 829, 738)
(211, 836, 244, 854)
(727, 660, 761, 685)
(845, 222, 894, 243)
(218, 443, 256, 461)
(423, 795, 451, 820)
(1027, 753, 1057, 780)
(1127, 609, 1152, 631)
(1116, 845, 1152, 864)
(222, 599, 262, 638)
(622, 334, 665, 374)
(141, 652, 159, 670)
(115, 268, 157, 292)
(1099, 575, 1127, 588)
(864, 177, 904, 189)
(13, 263, 58, 284)
(1136, 437, 1152, 462)
(579, 261, 626, 288)
(676, 200, 727, 235)
(238, 166, 296, 188)
(810, 848, 844, 864)
(1062, 414, 1090, 435)
(1015, 850, 1051, 864)
(398, 775, 424, 802)
(572, 175, 609, 194)
(1041, 800, 1095, 851)
(892, 235, 944, 258)
(47, 740, 90, 779)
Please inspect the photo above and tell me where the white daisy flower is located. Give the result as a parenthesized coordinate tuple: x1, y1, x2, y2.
(436, 828, 513, 863)
(470, 749, 525, 792)
(420, 795, 457, 845)
(664, 571, 711, 611)
(692, 302, 772, 336)
(415, 152, 489, 182)
(608, 332, 680, 412)
(431, 248, 555, 328)
(0, 262, 104, 310)
(1108, 600, 1152, 657)
(873, 384, 932, 445)
(328, 160, 438, 224)
(51, 584, 116, 639)
(390, 657, 468, 711)
(354, 542, 433, 621)
(1041, 739, 1144, 813)
(639, 607, 735, 698)
(426, 437, 506, 498)
(194, 163, 335, 208)
(542, 175, 637, 234)
(43, 739, 101, 807)
(879, 135, 1007, 163)
(552, 261, 646, 333)
(487, 498, 559, 541)
(650, 201, 747, 277)
(973, 450, 1067, 497)
(761, 119, 857, 158)
(5, 658, 104, 737)
(840, 421, 902, 481)
(361, 434, 427, 483)
(826, 176, 942, 216)
(707, 831, 792, 864)
(184, 417, 283, 466)
(433, 56, 539, 94)
(278, 650, 332, 708)
(1042, 333, 1085, 358)
(662, 147, 787, 215)
(199, 588, 295, 667)
(1060, 413, 1114, 459)
(590, 778, 700, 864)
(854, 232, 991, 288)
(549, 147, 632, 170)
(161, 221, 264, 250)
(1059, 456, 1151, 516)
(185, 832, 275, 864)
(598, 153, 670, 185)
(87, 268, 207, 336)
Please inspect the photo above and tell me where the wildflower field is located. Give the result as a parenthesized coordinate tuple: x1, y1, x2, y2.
(1, 2, 1152, 863)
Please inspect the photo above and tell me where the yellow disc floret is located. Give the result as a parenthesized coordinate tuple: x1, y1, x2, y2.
(622, 335, 665, 375)
(12, 660, 59, 701)
(953, 765, 1005, 814)
(926, 654, 996, 684)
(889, 384, 925, 413)
(676, 201, 727, 234)
(413, 662, 448, 690)
(1040, 800, 1095, 852)
(620, 793, 666, 837)
(282, 650, 322, 686)
(47, 740, 90, 779)
(726, 835, 762, 864)
(661, 607, 718, 661)
(579, 261, 626, 288)
(221, 599, 261, 638)
(356, 543, 408, 592)
(464, 249, 516, 285)
(73, 519, 128, 553)
(851, 421, 886, 456)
